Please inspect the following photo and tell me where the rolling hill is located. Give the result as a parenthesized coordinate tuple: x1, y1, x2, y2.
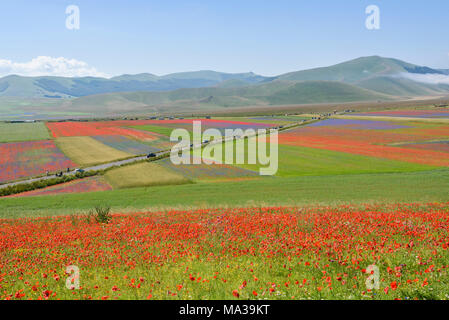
(356, 76, 449, 97)
(1, 56, 447, 100)
(0, 71, 269, 99)
(1, 56, 448, 118)
(276, 56, 449, 98)
(61, 80, 391, 115)
(277, 56, 443, 83)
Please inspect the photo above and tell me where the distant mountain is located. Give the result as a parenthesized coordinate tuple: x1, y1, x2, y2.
(0, 71, 269, 98)
(276, 56, 449, 97)
(276, 56, 443, 83)
(1, 56, 448, 116)
(61, 80, 391, 115)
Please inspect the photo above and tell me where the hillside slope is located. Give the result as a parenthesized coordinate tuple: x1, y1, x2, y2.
(63, 80, 392, 114)
(356, 76, 448, 97)
(0, 71, 269, 99)
(277, 56, 449, 97)
(1, 56, 448, 117)
(277, 56, 441, 83)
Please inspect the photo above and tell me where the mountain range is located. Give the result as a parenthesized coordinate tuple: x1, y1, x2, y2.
(0, 71, 270, 98)
(1, 56, 449, 115)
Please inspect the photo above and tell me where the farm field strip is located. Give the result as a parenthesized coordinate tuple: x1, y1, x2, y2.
(0, 140, 77, 184)
(354, 109, 449, 118)
(104, 162, 191, 189)
(333, 115, 449, 124)
(56, 136, 132, 166)
(91, 135, 154, 155)
(307, 118, 411, 130)
(1, 203, 449, 300)
(131, 119, 276, 134)
(46, 121, 159, 141)
(128, 124, 176, 137)
(158, 157, 260, 181)
(215, 116, 303, 125)
(0, 122, 51, 143)
(7, 176, 112, 198)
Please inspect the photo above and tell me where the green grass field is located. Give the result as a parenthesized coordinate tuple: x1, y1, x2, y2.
(129, 124, 175, 137)
(215, 116, 306, 125)
(104, 162, 191, 189)
(1, 169, 448, 218)
(0, 122, 50, 142)
(202, 140, 435, 176)
(244, 144, 436, 176)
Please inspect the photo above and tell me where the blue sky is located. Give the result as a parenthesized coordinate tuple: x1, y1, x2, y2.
(0, 0, 448, 77)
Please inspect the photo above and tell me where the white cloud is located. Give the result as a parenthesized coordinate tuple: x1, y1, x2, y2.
(398, 72, 449, 85)
(0, 56, 108, 78)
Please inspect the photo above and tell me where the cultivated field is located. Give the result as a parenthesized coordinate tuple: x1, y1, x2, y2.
(104, 162, 191, 189)
(0, 140, 77, 183)
(7, 176, 112, 198)
(2, 109, 449, 208)
(0, 122, 50, 143)
(55, 136, 132, 166)
(1, 106, 449, 300)
(278, 119, 449, 166)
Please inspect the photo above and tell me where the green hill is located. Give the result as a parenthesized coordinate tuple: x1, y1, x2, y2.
(2, 56, 446, 100)
(262, 81, 391, 104)
(62, 80, 391, 115)
(277, 56, 421, 83)
(0, 72, 269, 99)
(277, 56, 449, 97)
(356, 76, 447, 97)
(1, 56, 448, 118)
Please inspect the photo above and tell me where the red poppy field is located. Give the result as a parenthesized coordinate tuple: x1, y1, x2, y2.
(279, 120, 449, 167)
(46, 121, 159, 141)
(1, 203, 448, 300)
(46, 119, 274, 139)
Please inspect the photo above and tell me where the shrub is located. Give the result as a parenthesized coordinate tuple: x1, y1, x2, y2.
(93, 205, 112, 224)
